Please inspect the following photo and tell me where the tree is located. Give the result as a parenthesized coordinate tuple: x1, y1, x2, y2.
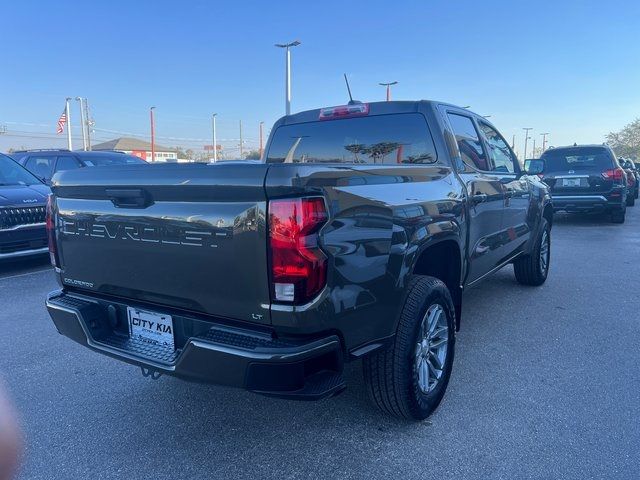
(244, 150, 261, 160)
(606, 119, 640, 159)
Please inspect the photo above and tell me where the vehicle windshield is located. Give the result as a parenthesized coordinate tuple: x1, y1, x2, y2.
(0, 153, 42, 186)
(541, 147, 613, 173)
(79, 154, 145, 166)
(266, 113, 438, 164)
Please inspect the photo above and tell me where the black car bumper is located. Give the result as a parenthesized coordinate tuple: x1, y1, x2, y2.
(0, 225, 48, 259)
(551, 193, 625, 212)
(46, 290, 345, 400)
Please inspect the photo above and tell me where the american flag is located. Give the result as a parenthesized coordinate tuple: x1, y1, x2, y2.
(56, 109, 67, 134)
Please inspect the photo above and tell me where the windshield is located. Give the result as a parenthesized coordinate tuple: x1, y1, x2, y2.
(540, 147, 614, 173)
(79, 154, 145, 166)
(0, 153, 42, 186)
(266, 114, 438, 165)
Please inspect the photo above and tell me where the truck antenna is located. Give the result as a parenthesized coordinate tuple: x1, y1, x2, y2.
(343, 74, 359, 105)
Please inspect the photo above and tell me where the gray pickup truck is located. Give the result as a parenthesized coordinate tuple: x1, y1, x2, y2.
(45, 100, 553, 419)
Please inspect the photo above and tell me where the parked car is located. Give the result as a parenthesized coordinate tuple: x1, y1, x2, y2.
(45, 100, 553, 420)
(12, 149, 146, 184)
(0, 153, 50, 260)
(537, 144, 628, 223)
(620, 158, 639, 202)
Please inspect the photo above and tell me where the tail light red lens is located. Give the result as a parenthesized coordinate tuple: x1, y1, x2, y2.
(602, 168, 625, 183)
(45, 194, 60, 267)
(269, 197, 328, 303)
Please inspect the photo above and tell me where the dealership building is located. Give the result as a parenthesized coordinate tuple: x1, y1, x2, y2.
(92, 137, 178, 162)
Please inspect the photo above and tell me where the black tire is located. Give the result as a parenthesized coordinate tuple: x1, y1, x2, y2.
(611, 207, 626, 224)
(635, 187, 639, 200)
(513, 218, 550, 286)
(627, 194, 635, 207)
(363, 276, 455, 420)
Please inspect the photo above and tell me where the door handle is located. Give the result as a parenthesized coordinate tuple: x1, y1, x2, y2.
(471, 193, 488, 205)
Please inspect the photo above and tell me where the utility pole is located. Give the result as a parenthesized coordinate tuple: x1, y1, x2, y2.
(275, 41, 301, 115)
(211, 113, 218, 162)
(150, 107, 156, 162)
(511, 134, 516, 150)
(522, 127, 533, 160)
(378, 81, 398, 101)
(239, 120, 243, 159)
(76, 97, 87, 151)
(65, 98, 73, 150)
(259, 121, 264, 159)
(532, 138, 537, 158)
(84, 98, 93, 150)
(540, 132, 549, 152)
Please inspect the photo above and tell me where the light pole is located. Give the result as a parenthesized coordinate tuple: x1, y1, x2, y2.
(76, 97, 87, 151)
(275, 40, 301, 115)
(378, 81, 398, 101)
(259, 121, 264, 159)
(522, 127, 533, 160)
(540, 132, 549, 152)
(150, 107, 156, 162)
(212, 113, 218, 162)
(65, 97, 73, 150)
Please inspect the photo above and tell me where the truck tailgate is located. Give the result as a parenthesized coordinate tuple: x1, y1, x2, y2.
(52, 163, 271, 325)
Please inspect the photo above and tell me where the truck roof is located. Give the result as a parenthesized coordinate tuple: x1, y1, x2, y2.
(277, 100, 476, 127)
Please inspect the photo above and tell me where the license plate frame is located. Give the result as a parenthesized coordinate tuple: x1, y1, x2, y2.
(127, 307, 175, 351)
(562, 178, 582, 187)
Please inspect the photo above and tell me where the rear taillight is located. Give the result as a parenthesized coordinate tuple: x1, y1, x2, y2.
(46, 194, 60, 267)
(269, 197, 328, 303)
(602, 168, 625, 183)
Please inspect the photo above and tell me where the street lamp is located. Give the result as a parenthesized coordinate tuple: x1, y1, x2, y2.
(275, 40, 301, 115)
(540, 132, 550, 152)
(522, 127, 533, 160)
(212, 113, 218, 162)
(150, 107, 156, 162)
(378, 81, 398, 101)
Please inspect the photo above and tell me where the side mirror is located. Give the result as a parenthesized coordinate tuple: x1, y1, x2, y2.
(525, 159, 544, 175)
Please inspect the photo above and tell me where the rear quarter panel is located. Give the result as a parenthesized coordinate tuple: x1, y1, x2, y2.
(265, 163, 465, 352)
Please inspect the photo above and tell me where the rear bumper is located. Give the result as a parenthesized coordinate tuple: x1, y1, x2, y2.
(551, 194, 624, 212)
(46, 290, 345, 400)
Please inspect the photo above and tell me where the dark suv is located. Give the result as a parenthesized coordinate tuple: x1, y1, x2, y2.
(12, 150, 145, 184)
(620, 158, 639, 202)
(538, 145, 628, 223)
(0, 153, 50, 259)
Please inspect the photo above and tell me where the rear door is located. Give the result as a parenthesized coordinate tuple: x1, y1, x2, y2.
(477, 121, 531, 258)
(53, 163, 272, 325)
(444, 111, 506, 284)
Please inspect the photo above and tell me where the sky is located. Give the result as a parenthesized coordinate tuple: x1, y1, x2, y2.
(1, 0, 639, 158)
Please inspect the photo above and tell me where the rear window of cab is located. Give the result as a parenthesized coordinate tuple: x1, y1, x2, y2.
(266, 113, 438, 165)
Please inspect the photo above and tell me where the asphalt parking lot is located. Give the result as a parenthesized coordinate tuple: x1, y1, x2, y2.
(1, 208, 639, 480)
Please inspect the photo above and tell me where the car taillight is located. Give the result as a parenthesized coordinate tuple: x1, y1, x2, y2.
(602, 168, 625, 183)
(319, 103, 369, 120)
(46, 194, 60, 267)
(269, 197, 328, 303)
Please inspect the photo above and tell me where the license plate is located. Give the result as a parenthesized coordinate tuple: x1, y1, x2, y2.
(127, 307, 175, 350)
(562, 178, 582, 187)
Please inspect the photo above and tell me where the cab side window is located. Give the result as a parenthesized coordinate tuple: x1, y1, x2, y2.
(25, 156, 54, 180)
(447, 113, 489, 171)
(479, 123, 517, 174)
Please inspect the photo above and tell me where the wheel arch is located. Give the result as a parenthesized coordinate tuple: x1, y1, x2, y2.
(409, 236, 464, 331)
